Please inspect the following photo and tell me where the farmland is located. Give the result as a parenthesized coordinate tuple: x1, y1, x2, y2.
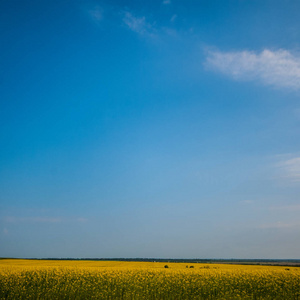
(0, 259, 299, 299)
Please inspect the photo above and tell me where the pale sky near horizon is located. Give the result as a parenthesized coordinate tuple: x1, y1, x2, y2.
(1, 0, 300, 259)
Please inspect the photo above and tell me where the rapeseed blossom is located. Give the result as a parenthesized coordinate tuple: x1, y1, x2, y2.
(0, 259, 299, 299)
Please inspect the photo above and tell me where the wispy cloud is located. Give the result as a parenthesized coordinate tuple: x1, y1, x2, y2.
(277, 156, 300, 183)
(205, 49, 300, 90)
(76, 217, 88, 223)
(270, 204, 300, 211)
(170, 14, 177, 22)
(88, 6, 103, 22)
(87, 5, 177, 40)
(122, 11, 154, 36)
(240, 200, 254, 204)
(2, 216, 62, 223)
(1, 216, 88, 224)
(258, 221, 300, 229)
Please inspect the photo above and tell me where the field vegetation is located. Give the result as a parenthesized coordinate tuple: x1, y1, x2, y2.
(0, 259, 300, 299)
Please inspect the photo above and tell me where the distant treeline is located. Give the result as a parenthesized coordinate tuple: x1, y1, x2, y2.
(4, 258, 299, 264)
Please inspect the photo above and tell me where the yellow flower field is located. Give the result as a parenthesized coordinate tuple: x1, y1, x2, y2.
(0, 259, 299, 299)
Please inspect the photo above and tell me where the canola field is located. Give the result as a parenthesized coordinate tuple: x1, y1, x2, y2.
(0, 259, 300, 299)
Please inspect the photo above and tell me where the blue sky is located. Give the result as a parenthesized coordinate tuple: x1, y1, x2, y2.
(1, 0, 300, 259)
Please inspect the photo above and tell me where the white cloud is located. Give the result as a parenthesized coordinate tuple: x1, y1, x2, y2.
(122, 11, 154, 36)
(77, 217, 88, 223)
(205, 49, 300, 90)
(240, 200, 254, 205)
(270, 204, 300, 211)
(258, 221, 300, 229)
(1, 216, 88, 224)
(277, 156, 300, 182)
(2, 217, 62, 223)
(163, 0, 171, 4)
(88, 6, 103, 22)
(170, 14, 177, 22)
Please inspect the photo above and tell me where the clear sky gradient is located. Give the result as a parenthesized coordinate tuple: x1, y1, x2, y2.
(1, 0, 300, 259)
